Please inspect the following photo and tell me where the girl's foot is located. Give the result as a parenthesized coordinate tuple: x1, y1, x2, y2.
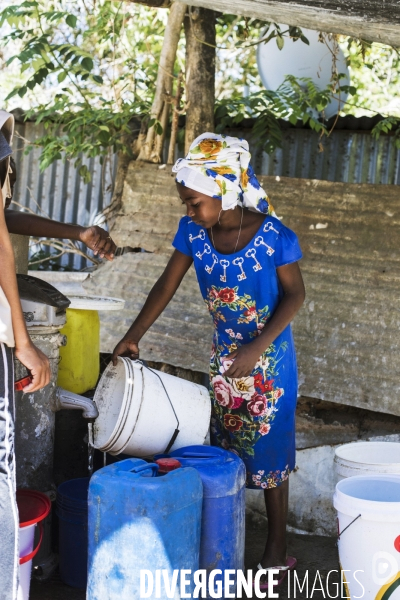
(254, 557, 297, 591)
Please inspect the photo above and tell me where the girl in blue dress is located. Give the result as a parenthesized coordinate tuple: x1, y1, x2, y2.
(112, 133, 305, 585)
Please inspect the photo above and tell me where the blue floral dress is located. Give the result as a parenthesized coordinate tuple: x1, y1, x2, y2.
(173, 214, 302, 489)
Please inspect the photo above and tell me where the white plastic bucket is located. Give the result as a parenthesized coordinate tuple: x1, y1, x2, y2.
(16, 490, 51, 600)
(333, 474, 400, 599)
(93, 358, 211, 456)
(335, 442, 400, 480)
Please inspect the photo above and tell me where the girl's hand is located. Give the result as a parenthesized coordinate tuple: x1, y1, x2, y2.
(112, 339, 140, 366)
(223, 344, 261, 379)
(15, 343, 51, 392)
(79, 226, 116, 261)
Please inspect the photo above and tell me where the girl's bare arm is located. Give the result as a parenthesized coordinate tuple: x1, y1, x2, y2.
(224, 262, 305, 378)
(0, 193, 51, 391)
(112, 250, 193, 364)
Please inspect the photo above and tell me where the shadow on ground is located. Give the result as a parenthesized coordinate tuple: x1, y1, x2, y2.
(30, 519, 342, 600)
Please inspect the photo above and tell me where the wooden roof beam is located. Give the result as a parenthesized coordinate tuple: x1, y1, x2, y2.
(172, 0, 400, 46)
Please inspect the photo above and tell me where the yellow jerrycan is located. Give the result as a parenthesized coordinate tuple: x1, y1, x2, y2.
(58, 295, 124, 394)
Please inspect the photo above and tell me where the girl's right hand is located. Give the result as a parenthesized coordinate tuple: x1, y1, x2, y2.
(112, 339, 140, 366)
(15, 343, 51, 392)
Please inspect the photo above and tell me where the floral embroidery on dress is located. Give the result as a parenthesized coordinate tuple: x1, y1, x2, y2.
(251, 465, 291, 489)
(209, 337, 286, 458)
(206, 284, 287, 459)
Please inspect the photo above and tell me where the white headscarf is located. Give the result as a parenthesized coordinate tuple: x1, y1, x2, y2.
(172, 132, 274, 214)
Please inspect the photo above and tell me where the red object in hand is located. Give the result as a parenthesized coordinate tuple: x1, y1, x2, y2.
(14, 375, 33, 392)
(155, 458, 182, 474)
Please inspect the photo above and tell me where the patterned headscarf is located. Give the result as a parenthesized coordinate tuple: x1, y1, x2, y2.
(172, 132, 274, 214)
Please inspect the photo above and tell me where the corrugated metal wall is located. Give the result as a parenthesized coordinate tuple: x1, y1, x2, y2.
(88, 163, 400, 417)
(10, 119, 400, 269)
(259, 129, 400, 184)
(12, 121, 117, 270)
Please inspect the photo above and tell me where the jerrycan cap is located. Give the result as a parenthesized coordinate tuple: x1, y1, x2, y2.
(155, 458, 182, 474)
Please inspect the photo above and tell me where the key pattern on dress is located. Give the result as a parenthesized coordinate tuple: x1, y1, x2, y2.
(173, 215, 302, 489)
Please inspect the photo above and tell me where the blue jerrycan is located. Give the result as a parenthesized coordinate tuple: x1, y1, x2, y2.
(87, 458, 203, 600)
(156, 445, 246, 597)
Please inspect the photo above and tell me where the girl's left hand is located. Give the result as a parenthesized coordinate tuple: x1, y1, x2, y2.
(79, 226, 117, 261)
(223, 344, 261, 379)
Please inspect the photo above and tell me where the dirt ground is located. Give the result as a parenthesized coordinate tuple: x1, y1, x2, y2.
(30, 518, 342, 600)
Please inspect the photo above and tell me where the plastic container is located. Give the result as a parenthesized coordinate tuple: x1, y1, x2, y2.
(16, 490, 51, 600)
(57, 295, 124, 394)
(156, 445, 246, 598)
(87, 458, 203, 600)
(335, 441, 400, 480)
(333, 474, 400, 599)
(92, 358, 211, 456)
(56, 477, 89, 589)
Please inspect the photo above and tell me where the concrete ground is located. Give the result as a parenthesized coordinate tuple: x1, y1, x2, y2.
(30, 519, 341, 600)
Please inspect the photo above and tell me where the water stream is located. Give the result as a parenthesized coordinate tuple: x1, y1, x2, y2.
(88, 422, 95, 477)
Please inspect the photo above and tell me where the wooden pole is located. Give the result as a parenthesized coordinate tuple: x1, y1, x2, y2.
(137, 1, 187, 162)
(167, 70, 184, 164)
(184, 6, 216, 154)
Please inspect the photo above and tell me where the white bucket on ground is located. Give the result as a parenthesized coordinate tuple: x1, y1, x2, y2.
(93, 358, 211, 456)
(16, 490, 51, 600)
(333, 474, 400, 600)
(335, 441, 400, 480)
(18, 524, 36, 600)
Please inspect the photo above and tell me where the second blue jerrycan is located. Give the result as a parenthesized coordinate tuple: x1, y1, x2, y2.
(87, 458, 203, 600)
(156, 445, 246, 597)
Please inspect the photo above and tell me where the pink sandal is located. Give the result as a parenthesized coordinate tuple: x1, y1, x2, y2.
(254, 556, 297, 591)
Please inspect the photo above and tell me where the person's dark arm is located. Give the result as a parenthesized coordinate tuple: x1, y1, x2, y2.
(5, 210, 116, 260)
(112, 250, 193, 364)
(224, 262, 305, 378)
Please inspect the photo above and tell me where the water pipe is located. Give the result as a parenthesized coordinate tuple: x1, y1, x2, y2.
(52, 388, 99, 421)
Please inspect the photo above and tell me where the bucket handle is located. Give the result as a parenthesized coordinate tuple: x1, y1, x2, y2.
(138, 360, 180, 454)
(337, 513, 361, 543)
(19, 521, 43, 565)
(130, 463, 159, 477)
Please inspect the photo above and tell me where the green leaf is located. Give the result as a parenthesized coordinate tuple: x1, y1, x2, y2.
(79, 165, 89, 179)
(5, 88, 20, 101)
(92, 74, 103, 84)
(66, 14, 77, 28)
(81, 57, 93, 72)
(57, 71, 67, 83)
(276, 35, 284, 50)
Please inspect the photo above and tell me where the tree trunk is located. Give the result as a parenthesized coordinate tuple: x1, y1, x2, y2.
(184, 7, 216, 154)
(137, 2, 187, 162)
(174, 0, 400, 47)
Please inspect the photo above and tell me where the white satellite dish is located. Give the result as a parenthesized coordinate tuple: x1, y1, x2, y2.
(256, 25, 350, 119)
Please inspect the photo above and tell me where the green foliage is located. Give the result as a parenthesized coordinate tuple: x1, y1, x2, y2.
(0, 0, 176, 178)
(215, 74, 355, 154)
(214, 17, 309, 101)
(3, 1, 400, 171)
(342, 38, 400, 118)
(371, 116, 400, 148)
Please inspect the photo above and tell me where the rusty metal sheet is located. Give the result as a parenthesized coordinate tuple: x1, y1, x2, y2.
(110, 162, 183, 252)
(83, 252, 214, 371)
(89, 164, 400, 417)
